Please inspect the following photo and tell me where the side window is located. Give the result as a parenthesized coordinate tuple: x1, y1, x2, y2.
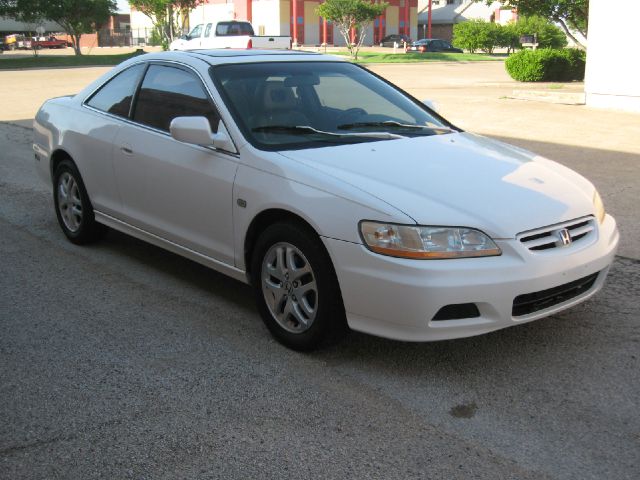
(133, 65, 220, 133)
(216, 23, 229, 36)
(204, 23, 212, 38)
(85, 64, 145, 118)
(238, 23, 254, 35)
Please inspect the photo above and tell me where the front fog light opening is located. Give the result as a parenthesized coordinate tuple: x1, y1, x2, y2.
(432, 303, 481, 321)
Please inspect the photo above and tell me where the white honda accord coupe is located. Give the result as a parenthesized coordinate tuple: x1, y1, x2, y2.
(33, 50, 619, 350)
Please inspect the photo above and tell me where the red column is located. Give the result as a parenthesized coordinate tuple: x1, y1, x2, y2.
(247, 0, 252, 23)
(427, 0, 432, 39)
(292, 0, 298, 44)
(350, 26, 355, 44)
(323, 18, 327, 45)
(404, 0, 409, 37)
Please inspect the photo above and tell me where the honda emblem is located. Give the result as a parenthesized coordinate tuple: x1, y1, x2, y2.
(557, 228, 572, 246)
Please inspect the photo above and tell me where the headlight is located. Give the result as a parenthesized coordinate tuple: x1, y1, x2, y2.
(593, 190, 606, 224)
(359, 221, 501, 259)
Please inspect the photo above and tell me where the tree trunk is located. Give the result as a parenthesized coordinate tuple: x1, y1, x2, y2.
(338, 25, 354, 58)
(72, 33, 82, 55)
(168, 5, 175, 42)
(556, 17, 586, 50)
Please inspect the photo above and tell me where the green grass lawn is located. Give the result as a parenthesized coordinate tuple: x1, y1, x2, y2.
(0, 49, 503, 69)
(0, 51, 145, 70)
(331, 51, 505, 63)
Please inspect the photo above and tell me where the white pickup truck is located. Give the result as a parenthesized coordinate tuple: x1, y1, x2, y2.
(169, 21, 291, 51)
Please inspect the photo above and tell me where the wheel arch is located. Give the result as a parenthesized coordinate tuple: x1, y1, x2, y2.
(50, 148, 74, 181)
(244, 208, 329, 284)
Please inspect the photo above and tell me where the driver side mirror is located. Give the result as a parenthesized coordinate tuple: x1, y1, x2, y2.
(170, 116, 237, 153)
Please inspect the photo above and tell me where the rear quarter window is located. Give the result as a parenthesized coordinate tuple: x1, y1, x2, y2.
(85, 64, 146, 118)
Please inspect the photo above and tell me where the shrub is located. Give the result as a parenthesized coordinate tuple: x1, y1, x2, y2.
(561, 48, 587, 79)
(454, 16, 566, 55)
(514, 15, 568, 50)
(505, 48, 586, 82)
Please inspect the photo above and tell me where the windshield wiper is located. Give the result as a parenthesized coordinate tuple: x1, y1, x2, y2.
(337, 121, 456, 134)
(252, 125, 406, 140)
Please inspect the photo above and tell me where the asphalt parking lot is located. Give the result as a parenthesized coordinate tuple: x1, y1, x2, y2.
(1, 59, 639, 479)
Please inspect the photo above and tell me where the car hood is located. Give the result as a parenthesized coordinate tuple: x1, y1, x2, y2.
(279, 132, 595, 238)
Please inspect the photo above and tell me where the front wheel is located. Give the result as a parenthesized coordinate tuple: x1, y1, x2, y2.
(252, 222, 346, 351)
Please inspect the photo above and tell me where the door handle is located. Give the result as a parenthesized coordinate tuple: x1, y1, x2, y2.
(120, 145, 133, 155)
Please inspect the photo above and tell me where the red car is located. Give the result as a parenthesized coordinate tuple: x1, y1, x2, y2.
(32, 36, 69, 49)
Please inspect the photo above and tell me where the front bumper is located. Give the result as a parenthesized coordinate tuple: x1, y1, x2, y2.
(322, 214, 619, 341)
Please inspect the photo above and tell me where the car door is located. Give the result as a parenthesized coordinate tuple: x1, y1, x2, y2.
(80, 63, 147, 216)
(112, 63, 238, 265)
(430, 40, 444, 52)
(442, 40, 455, 51)
(200, 23, 214, 48)
(186, 24, 203, 48)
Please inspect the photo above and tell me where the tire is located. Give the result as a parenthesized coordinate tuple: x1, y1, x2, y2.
(53, 159, 106, 244)
(251, 222, 346, 351)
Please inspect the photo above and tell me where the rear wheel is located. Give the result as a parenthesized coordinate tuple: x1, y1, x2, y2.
(252, 222, 346, 351)
(53, 159, 106, 244)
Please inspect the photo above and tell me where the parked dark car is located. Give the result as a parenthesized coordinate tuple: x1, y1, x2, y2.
(379, 34, 412, 47)
(406, 38, 463, 53)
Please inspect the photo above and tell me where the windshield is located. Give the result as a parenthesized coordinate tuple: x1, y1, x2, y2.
(189, 24, 202, 38)
(211, 61, 455, 150)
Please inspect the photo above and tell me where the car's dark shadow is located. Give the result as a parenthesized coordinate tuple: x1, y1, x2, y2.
(97, 227, 255, 312)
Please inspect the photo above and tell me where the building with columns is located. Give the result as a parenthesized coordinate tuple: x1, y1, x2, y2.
(131, 0, 418, 47)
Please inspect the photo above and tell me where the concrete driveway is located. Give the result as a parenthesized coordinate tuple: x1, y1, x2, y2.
(1, 59, 638, 479)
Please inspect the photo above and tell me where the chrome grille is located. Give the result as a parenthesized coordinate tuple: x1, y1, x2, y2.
(518, 216, 596, 252)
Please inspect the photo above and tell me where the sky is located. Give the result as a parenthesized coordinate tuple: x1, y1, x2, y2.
(116, 0, 130, 13)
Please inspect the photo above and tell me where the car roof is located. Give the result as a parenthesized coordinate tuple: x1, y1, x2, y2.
(124, 49, 344, 67)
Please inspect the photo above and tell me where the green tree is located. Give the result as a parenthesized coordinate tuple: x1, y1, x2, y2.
(129, 0, 202, 50)
(0, 0, 117, 55)
(452, 19, 500, 54)
(515, 15, 567, 49)
(477, 0, 588, 48)
(496, 21, 520, 54)
(317, 0, 387, 60)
